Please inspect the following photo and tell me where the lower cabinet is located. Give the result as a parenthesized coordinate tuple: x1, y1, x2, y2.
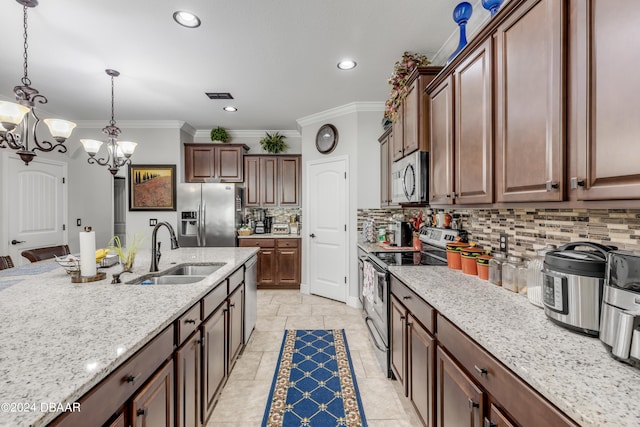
(390, 274, 578, 427)
(202, 303, 227, 422)
(175, 332, 201, 427)
(131, 360, 174, 427)
(239, 238, 300, 288)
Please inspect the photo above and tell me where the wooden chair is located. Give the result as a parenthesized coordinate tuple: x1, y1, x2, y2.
(0, 255, 14, 270)
(21, 245, 71, 263)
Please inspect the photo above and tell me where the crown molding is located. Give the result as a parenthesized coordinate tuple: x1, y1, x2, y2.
(74, 120, 186, 129)
(296, 102, 384, 128)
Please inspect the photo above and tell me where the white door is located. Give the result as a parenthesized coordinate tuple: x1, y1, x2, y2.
(2, 153, 67, 265)
(307, 156, 348, 302)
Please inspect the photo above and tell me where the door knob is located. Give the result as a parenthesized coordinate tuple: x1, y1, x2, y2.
(11, 240, 25, 245)
(309, 233, 316, 238)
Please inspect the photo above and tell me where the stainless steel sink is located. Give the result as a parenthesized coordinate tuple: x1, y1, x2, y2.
(165, 263, 225, 276)
(126, 262, 226, 285)
(131, 275, 207, 285)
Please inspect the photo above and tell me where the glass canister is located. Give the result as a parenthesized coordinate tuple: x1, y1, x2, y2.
(517, 258, 529, 295)
(502, 255, 523, 292)
(488, 252, 506, 286)
(526, 244, 557, 307)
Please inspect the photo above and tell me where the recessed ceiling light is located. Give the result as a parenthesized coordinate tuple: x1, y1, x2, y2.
(337, 59, 357, 70)
(173, 11, 201, 28)
(223, 106, 238, 112)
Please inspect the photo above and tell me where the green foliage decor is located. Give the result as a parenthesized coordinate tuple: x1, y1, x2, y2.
(384, 51, 430, 123)
(260, 131, 288, 154)
(210, 126, 229, 142)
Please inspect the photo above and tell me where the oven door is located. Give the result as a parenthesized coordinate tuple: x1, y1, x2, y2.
(363, 257, 392, 377)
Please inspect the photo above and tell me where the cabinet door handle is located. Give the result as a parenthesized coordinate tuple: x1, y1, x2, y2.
(545, 181, 559, 192)
(400, 316, 406, 321)
(136, 408, 147, 417)
(402, 295, 411, 300)
(185, 318, 196, 324)
(201, 336, 206, 346)
(125, 374, 137, 384)
(230, 303, 236, 308)
(474, 365, 488, 377)
(483, 418, 497, 427)
(406, 321, 413, 327)
(468, 399, 480, 409)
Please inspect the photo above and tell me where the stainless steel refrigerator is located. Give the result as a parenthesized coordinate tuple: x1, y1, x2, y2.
(177, 183, 244, 247)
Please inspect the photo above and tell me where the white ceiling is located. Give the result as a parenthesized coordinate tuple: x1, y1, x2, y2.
(0, 0, 479, 132)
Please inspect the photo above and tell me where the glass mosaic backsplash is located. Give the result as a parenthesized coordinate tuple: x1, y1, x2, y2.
(358, 208, 640, 259)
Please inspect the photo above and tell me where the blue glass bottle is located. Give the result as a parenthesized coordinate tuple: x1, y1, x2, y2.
(481, 0, 504, 17)
(447, 2, 473, 64)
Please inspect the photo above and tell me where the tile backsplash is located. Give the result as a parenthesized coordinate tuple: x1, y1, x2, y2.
(357, 208, 640, 259)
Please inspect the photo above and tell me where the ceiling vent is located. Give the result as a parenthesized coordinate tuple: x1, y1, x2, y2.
(205, 92, 234, 100)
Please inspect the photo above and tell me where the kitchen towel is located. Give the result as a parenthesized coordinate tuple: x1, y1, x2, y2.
(363, 262, 375, 305)
(79, 227, 96, 277)
(262, 329, 367, 427)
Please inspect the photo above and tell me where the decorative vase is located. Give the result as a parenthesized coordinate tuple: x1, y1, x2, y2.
(481, 0, 504, 17)
(447, 2, 473, 64)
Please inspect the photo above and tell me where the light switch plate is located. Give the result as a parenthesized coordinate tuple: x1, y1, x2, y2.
(149, 218, 157, 226)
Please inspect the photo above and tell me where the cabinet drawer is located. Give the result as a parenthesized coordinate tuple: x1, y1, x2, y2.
(176, 302, 201, 346)
(239, 238, 275, 248)
(50, 326, 174, 427)
(203, 281, 228, 320)
(228, 266, 244, 293)
(276, 238, 299, 248)
(436, 314, 577, 427)
(390, 275, 434, 334)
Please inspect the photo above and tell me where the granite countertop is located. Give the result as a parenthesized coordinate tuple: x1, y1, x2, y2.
(238, 233, 301, 239)
(0, 247, 258, 427)
(389, 265, 640, 427)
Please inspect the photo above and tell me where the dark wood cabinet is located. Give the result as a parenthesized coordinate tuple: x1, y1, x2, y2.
(243, 155, 301, 207)
(228, 284, 244, 371)
(390, 296, 407, 389)
(184, 143, 248, 183)
(570, 0, 640, 201)
(486, 403, 516, 427)
(378, 128, 393, 207)
(175, 332, 201, 427)
(106, 412, 126, 427)
(408, 314, 435, 427)
(202, 303, 226, 423)
(428, 38, 492, 206)
(392, 67, 442, 161)
(495, 0, 565, 202)
(131, 360, 174, 427)
(239, 238, 300, 289)
(436, 346, 484, 427)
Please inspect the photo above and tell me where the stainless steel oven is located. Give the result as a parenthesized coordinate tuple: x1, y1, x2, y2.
(362, 227, 461, 379)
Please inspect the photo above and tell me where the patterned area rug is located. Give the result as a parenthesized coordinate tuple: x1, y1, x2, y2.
(262, 329, 367, 427)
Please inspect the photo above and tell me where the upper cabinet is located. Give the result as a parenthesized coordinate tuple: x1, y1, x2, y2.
(494, 0, 565, 202)
(570, 0, 640, 200)
(184, 143, 249, 183)
(428, 39, 493, 206)
(379, 128, 397, 207)
(392, 67, 442, 161)
(244, 155, 301, 208)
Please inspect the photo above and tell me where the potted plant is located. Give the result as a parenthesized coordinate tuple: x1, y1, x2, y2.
(108, 233, 143, 271)
(384, 51, 430, 124)
(259, 131, 288, 154)
(210, 126, 229, 143)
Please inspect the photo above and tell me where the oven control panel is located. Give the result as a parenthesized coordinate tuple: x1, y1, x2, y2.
(419, 227, 460, 249)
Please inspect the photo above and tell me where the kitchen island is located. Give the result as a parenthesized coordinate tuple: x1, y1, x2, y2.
(0, 247, 257, 427)
(389, 264, 640, 427)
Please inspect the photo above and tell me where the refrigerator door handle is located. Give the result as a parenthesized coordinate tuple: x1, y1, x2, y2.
(201, 202, 207, 246)
(196, 203, 202, 247)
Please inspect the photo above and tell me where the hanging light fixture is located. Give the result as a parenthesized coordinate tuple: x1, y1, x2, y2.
(81, 69, 137, 175)
(0, 0, 77, 166)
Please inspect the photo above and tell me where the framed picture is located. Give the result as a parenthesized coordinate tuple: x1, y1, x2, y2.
(128, 164, 176, 211)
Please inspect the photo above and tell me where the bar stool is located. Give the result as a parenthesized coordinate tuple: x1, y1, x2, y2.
(0, 255, 14, 270)
(21, 245, 71, 263)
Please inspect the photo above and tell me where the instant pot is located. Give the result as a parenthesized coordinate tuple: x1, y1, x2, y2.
(542, 242, 616, 336)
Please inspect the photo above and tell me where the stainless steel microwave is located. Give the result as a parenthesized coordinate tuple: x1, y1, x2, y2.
(391, 151, 429, 204)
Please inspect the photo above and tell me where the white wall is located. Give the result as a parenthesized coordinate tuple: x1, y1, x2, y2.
(297, 102, 384, 307)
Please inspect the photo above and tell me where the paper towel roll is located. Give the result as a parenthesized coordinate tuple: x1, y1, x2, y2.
(80, 226, 97, 277)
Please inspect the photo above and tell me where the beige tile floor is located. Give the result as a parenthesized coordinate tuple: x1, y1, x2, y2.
(207, 289, 422, 427)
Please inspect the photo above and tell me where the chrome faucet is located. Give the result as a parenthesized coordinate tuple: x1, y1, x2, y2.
(150, 221, 180, 272)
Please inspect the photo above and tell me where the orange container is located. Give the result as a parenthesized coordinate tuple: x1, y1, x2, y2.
(461, 246, 484, 275)
(446, 242, 469, 270)
(476, 254, 493, 280)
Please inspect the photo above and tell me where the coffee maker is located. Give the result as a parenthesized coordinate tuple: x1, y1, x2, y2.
(254, 209, 265, 234)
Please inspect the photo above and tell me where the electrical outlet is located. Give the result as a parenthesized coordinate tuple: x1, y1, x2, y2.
(76, 218, 81, 227)
(149, 218, 158, 227)
(499, 233, 509, 253)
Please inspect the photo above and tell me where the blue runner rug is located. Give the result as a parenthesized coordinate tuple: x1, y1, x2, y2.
(262, 329, 367, 427)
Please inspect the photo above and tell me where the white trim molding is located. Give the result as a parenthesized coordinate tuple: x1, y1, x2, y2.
(296, 102, 384, 128)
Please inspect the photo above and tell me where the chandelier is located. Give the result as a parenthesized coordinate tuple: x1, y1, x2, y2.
(80, 69, 137, 175)
(0, 0, 77, 166)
